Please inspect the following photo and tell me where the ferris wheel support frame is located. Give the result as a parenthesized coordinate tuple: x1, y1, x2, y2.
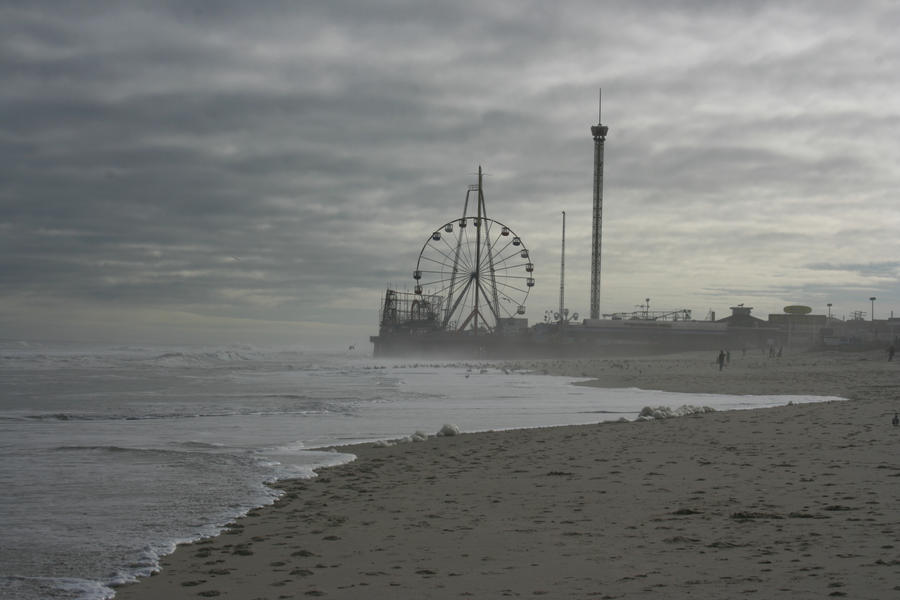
(413, 166, 534, 335)
(444, 166, 502, 334)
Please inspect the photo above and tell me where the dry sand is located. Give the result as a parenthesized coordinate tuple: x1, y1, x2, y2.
(114, 350, 900, 599)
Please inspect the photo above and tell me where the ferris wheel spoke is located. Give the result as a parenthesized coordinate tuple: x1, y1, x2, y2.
(496, 291, 517, 305)
(418, 254, 452, 270)
(431, 244, 463, 268)
(419, 273, 470, 293)
(495, 276, 530, 287)
(419, 284, 449, 296)
(417, 267, 450, 276)
(492, 246, 516, 265)
(477, 267, 527, 286)
(494, 300, 516, 318)
(439, 230, 457, 252)
(426, 243, 472, 272)
(481, 260, 528, 274)
(486, 270, 528, 284)
(476, 250, 503, 278)
(442, 229, 474, 267)
(497, 286, 524, 302)
(429, 276, 460, 294)
(489, 247, 527, 267)
(494, 280, 530, 296)
(440, 229, 470, 283)
(489, 230, 519, 254)
(439, 234, 467, 271)
(488, 246, 525, 262)
(418, 280, 458, 296)
(498, 274, 532, 283)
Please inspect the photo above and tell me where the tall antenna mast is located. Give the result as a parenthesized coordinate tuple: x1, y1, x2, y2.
(474, 165, 483, 335)
(559, 211, 566, 329)
(589, 88, 609, 320)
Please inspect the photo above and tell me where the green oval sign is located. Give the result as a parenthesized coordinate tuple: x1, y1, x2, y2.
(783, 305, 812, 315)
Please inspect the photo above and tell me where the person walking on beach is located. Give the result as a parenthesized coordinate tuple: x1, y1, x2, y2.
(893, 412, 899, 426)
(717, 350, 726, 371)
(888, 345, 895, 361)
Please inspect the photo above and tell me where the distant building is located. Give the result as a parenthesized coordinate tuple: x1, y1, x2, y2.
(497, 317, 529, 334)
(716, 305, 767, 328)
(768, 313, 827, 349)
(756, 306, 900, 351)
(715, 306, 778, 349)
(822, 316, 900, 348)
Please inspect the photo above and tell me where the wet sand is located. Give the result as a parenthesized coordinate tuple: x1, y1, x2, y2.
(114, 349, 900, 599)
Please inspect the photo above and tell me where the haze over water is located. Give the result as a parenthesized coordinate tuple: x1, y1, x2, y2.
(0, 341, 830, 600)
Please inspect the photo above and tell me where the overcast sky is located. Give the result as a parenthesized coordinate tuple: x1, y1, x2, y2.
(3, 0, 900, 349)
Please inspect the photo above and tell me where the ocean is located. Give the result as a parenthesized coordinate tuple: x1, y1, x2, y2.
(0, 341, 831, 600)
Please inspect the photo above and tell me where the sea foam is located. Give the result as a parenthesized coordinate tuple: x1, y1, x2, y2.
(637, 405, 716, 420)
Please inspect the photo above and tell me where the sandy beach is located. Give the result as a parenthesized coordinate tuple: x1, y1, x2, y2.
(114, 350, 900, 599)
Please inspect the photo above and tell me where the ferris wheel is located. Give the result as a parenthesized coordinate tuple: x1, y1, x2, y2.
(413, 216, 534, 333)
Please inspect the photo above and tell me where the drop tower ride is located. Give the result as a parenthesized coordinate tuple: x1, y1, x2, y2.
(589, 90, 609, 320)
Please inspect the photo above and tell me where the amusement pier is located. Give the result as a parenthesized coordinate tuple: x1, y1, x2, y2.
(371, 92, 896, 357)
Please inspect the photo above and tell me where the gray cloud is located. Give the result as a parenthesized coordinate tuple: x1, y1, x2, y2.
(805, 262, 900, 278)
(2, 0, 900, 346)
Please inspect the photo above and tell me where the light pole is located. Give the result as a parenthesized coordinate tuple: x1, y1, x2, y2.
(559, 211, 566, 331)
(870, 297, 876, 321)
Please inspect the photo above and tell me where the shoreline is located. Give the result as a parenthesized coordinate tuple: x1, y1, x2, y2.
(114, 350, 900, 599)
